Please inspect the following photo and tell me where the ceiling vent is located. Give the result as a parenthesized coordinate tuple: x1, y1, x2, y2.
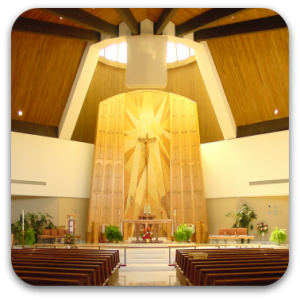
(11, 179, 46, 186)
(249, 179, 289, 186)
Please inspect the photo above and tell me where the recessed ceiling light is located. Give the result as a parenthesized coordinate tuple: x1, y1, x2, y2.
(18, 111, 22, 116)
(60, 17, 63, 20)
(274, 109, 279, 114)
(231, 16, 235, 19)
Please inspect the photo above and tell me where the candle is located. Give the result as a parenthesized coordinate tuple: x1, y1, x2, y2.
(174, 209, 176, 216)
(22, 209, 24, 231)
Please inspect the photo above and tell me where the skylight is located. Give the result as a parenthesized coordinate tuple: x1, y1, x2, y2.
(176, 44, 189, 61)
(166, 42, 177, 63)
(100, 42, 195, 64)
(118, 42, 127, 63)
(105, 44, 118, 61)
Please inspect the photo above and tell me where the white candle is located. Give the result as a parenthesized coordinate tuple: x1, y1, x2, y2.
(22, 209, 24, 231)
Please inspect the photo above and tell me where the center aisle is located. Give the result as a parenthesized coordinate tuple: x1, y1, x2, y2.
(111, 265, 182, 286)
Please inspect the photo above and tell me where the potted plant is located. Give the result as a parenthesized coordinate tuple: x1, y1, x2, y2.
(225, 204, 257, 232)
(174, 224, 194, 243)
(104, 224, 123, 243)
(269, 227, 287, 246)
(11, 212, 55, 245)
(24, 227, 36, 246)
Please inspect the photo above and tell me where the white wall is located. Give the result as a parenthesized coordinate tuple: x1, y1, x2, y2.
(207, 196, 289, 243)
(11, 197, 59, 225)
(11, 132, 94, 198)
(11, 130, 289, 200)
(201, 130, 289, 198)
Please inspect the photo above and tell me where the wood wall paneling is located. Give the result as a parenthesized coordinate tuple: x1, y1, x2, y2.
(71, 61, 224, 144)
(207, 29, 289, 126)
(11, 31, 86, 126)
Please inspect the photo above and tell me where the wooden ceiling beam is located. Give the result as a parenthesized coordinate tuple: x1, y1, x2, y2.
(40, 8, 118, 37)
(194, 15, 287, 41)
(114, 8, 139, 35)
(11, 120, 58, 138)
(237, 117, 289, 138)
(12, 17, 100, 42)
(154, 8, 178, 35)
(176, 8, 250, 37)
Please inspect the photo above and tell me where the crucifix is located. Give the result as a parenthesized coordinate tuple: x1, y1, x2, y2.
(138, 133, 156, 166)
(138, 133, 156, 213)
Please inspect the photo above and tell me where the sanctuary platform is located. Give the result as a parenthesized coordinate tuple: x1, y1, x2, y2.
(28, 237, 288, 267)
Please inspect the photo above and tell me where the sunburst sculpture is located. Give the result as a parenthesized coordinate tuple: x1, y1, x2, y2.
(124, 92, 170, 225)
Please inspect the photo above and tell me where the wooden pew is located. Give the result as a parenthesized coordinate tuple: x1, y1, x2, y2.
(12, 260, 104, 285)
(18, 276, 85, 286)
(179, 249, 289, 275)
(12, 248, 119, 273)
(190, 261, 288, 286)
(183, 258, 288, 284)
(14, 270, 91, 286)
(184, 254, 288, 277)
(15, 248, 120, 272)
(186, 251, 289, 283)
(13, 265, 97, 285)
(211, 277, 281, 286)
(11, 248, 120, 286)
(197, 265, 288, 286)
(174, 248, 289, 286)
(205, 270, 286, 286)
(176, 248, 289, 275)
(176, 248, 288, 269)
(12, 256, 108, 285)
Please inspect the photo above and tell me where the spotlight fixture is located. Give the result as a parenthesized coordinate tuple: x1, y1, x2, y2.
(18, 111, 22, 116)
(274, 109, 278, 114)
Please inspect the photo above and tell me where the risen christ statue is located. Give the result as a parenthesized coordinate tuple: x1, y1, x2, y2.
(138, 133, 156, 166)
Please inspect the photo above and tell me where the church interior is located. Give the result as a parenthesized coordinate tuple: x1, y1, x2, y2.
(11, 7, 289, 287)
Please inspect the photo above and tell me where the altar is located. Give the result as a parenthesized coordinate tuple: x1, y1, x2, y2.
(122, 219, 173, 243)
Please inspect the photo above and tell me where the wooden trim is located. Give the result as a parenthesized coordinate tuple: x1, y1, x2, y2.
(114, 8, 139, 35)
(176, 8, 250, 37)
(40, 8, 119, 37)
(11, 120, 58, 138)
(237, 117, 289, 138)
(12, 17, 100, 42)
(154, 8, 179, 35)
(194, 15, 287, 41)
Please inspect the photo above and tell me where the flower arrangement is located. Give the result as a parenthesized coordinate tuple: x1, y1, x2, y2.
(257, 221, 268, 234)
(64, 233, 75, 245)
(141, 226, 153, 241)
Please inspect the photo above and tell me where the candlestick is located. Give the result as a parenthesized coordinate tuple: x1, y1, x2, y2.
(22, 209, 24, 231)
